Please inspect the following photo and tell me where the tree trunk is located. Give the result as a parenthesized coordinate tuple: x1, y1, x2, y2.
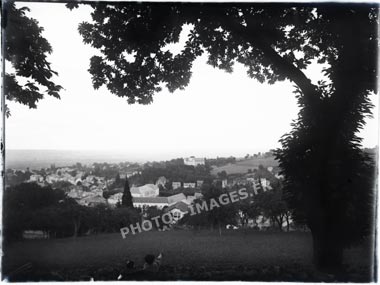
(285, 214, 290, 232)
(312, 230, 344, 272)
(73, 219, 80, 238)
(274, 216, 283, 231)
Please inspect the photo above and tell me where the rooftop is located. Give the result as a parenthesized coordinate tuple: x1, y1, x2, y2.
(133, 197, 169, 204)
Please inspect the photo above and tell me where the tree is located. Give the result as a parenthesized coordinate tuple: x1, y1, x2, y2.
(255, 185, 289, 231)
(110, 207, 141, 231)
(74, 2, 377, 271)
(2, 183, 65, 241)
(238, 188, 260, 228)
(203, 185, 238, 235)
(121, 178, 134, 208)
(217, 170, 227, 179)
(115, 173, 121, 185)
(182, 199, 210, 231)
(145, 206, 164, 229)
(4, 2, 62, 115)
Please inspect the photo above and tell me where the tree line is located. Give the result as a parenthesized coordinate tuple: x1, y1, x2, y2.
(2, 183, 140, 242)
(3, 179, 292, 242)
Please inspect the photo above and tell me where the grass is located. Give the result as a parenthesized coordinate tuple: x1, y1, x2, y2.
(211, 157, 279, 175)
(2, 229, 374, 281)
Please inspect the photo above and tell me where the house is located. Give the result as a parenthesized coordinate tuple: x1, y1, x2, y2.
(107, 192, 124, 207)
(75, 171, 84, 180)
(133, 197, 169, 209)
(156, 176, 167, 188)
(119, 171, 128, 179)
(78, 195, 107, 207)
(67, 188, 92, 199)
(131, 184, 159, 197)
(29, 174, 44, 183)
(172, 182, 182, 190)
(196, 180, 204, 187)
(166, 201, 190, 222)
(132, 192, 188, 209)
(183, 182, 196, 189)
(185, 192, 203, 204)
(131, 187, 142, 197)
(184, 156, 205, 166)
(75, 178, 83, 185)
(85, 175, 96, 183)
(168, 193, 186, 205)
(90, 187, 103, 197)
(46, 174, 60, 184)
(127, 171, 141, 178)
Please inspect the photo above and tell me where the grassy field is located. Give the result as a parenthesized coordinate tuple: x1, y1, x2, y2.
(2, 229, 374, 281)
(211, 157, 279, 175)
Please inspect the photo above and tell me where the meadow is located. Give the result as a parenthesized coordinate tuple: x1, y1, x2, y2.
(2, 229, 374, 282)
(211, 157, 279, 175)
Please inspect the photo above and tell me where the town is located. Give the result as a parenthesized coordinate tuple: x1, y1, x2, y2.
(5, 151, 292, 239)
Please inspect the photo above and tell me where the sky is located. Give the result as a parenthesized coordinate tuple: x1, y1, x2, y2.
(5, 2, 379, 161)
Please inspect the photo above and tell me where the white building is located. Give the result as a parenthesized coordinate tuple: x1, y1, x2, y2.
(132, 193, 188, 210)
(131, 184, 159, 197)
(133, 197, 169, 209)
(29, 174, 44, 183)
(78, 195, 107, 207)
(184, 156, 205, 167)
(67, 188, 92, 199)
(107, 192, 123, 207)
(183, 182, 196, 189)
(172, 182, 182, 190)
(156, 176, 167, 188)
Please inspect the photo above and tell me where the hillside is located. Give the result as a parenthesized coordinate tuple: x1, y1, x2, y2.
(211, 156, 279, 175)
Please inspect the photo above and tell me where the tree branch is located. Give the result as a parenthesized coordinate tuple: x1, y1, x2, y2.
(230, 12, 319, 99)
(254, 41, 318, 97)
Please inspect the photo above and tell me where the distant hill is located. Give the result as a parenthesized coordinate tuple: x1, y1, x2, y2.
(210, 146, 378, 176)
(5, 149, 143, 170)
(211, 156, 279, 175)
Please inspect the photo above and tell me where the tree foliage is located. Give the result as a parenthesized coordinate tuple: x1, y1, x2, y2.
(255, 185, 290, 231)
(77, 3, 376, 103)
(121, 177, 134, 208)
(3, 183, 141, 241)
(4, 2, 63, 115)
(130, 163, 211, 186)
(3, 183, 65, 240)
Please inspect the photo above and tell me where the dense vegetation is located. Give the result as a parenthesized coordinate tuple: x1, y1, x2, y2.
(2, 183, 140, 242)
